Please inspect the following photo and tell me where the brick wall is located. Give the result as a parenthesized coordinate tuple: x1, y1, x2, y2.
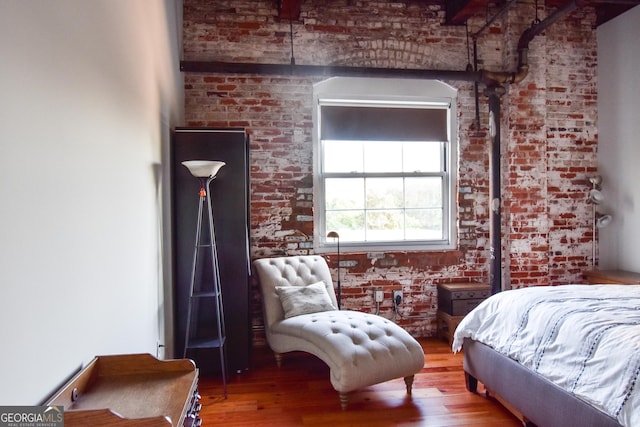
(182, 0, 598, 341)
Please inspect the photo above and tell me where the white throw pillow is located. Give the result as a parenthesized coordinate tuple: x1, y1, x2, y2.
(275, 281, 337, 319)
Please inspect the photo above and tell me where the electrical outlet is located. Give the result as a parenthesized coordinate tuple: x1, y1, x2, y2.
(374, 289, 384, 303)
(393, 290, 403, 306)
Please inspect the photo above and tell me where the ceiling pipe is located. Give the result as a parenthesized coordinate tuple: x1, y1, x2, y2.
(180, 61, 483, 82)
(471, 0, 518, 128)
(519, 0, 585, 51)
(486, 85, 505, 294)
(472, 0, 519, 39)
(481, 0, 584, 294)
(181, 0, 584, 89)
(480, 0, 585, 86)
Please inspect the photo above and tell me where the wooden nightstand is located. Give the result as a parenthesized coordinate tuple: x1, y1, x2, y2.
(436, 282, 490, 345)
(583, 269, 640, 285)
(436, 311, 465, 346)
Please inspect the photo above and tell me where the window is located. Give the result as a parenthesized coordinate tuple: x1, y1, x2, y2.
(313, 77, 457, 252)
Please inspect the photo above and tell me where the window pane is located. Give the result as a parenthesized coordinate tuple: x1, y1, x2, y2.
(325, 178, 364, 209)
(406, 209, 444, 239)
(405, 177, 442, 208)
(403, 141, 442, 172)
(366, 178, 403, 209)
(363, 141, 402, 173)
(323, 140, 363, 173)
(367, 210, 404, 241)
(326, 210, 365, 242)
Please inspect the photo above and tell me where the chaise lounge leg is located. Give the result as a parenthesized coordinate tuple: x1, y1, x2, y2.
(274, 353, 282, 368)
(404, 375, 415, 396)
(339, 392, 349, 410)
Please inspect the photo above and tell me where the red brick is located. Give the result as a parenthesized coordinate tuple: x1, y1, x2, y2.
(183, 0, 598, 338)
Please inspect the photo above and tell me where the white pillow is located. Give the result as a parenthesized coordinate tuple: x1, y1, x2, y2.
(275, 281, 337, 319)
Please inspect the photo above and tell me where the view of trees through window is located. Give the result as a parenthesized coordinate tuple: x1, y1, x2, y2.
(322, 140, 445, 243)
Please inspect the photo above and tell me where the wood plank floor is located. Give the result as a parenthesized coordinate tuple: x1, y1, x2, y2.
(197, 338, 521, 426)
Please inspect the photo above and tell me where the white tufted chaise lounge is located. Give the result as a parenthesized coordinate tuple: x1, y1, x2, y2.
(253, 255, 425, 409)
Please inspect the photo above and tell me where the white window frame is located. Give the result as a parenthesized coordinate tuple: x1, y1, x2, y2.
(313, 77, 458, 253)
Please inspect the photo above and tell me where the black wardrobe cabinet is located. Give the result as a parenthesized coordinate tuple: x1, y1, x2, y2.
(171, 128, 251, 375)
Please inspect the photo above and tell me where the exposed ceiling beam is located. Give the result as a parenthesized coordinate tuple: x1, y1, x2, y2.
(445, 0, 639, 26)
(445, 0, 495, 25)
(278, 0, 302, 20)
(279, 0, 637, 27)
(592, 2, 639, 25)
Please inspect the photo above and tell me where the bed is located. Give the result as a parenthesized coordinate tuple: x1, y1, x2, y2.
(452, 284, 640, 427)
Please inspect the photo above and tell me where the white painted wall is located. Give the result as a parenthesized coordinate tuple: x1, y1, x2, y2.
(597, 6, 640, 272)
(0, 0, 183, 404)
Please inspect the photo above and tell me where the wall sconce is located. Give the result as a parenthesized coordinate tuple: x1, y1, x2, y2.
(327, 231, 341, 309)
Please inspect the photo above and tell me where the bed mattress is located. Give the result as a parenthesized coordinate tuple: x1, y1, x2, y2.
(453, 284, 640, 427)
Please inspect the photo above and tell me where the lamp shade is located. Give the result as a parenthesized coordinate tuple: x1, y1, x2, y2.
(182, 160, 226, 178)
(596, 214, 613, 229)
(326, 231, 341, 310)
(588, 189, 604, 204)
(588, 175, 602, 187)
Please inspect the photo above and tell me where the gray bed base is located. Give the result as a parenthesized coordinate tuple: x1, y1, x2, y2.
(462, 338, 622, 427)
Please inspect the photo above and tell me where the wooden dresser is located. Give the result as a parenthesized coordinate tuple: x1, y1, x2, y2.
(583, 269, 640, 285)
(47, 353, 200, 426)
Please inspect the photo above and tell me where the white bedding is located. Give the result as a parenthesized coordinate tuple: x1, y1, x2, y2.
(452, 284, 640, 427)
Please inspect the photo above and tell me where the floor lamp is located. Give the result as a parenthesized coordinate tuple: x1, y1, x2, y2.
(182, 160, 228, 398)
(327, 231, 341, 309)
(588, 175, 613, 269)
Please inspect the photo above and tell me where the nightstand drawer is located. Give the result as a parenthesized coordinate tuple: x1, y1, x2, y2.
(437, 282, 490, 316)
(448, 298, 485, 316)
(449, 289, 490, 300)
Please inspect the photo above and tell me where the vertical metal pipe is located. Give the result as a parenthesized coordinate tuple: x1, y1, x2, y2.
(592, 202, 597, 269)
(486, 86, 505, 294)
(473, 39, 480, 128)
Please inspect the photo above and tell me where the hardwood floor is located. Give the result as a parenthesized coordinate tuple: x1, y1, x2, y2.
(197, 338, 521, 426)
